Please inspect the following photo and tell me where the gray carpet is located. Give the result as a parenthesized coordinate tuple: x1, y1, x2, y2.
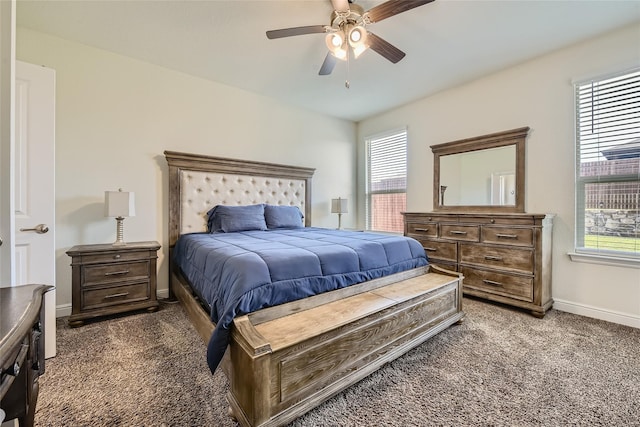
(35, 297, 640, 426)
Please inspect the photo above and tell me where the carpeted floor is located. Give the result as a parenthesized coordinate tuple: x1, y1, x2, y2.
(34, 297, 640, 426)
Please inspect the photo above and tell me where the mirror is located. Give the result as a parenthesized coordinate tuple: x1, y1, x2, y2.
(432, 127, 528, 213)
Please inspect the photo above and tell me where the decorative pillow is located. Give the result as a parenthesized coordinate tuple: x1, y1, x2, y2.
(207, 204, 267, 233)
(206, 206, 223, 233)
(264, 204, 304, 229)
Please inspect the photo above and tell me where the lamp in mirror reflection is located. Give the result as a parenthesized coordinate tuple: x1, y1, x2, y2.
(105, 188, 135, 245)
(331, 197, 348, 229)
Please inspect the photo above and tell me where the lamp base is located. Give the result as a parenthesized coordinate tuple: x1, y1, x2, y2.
(113, 217, 127, 246)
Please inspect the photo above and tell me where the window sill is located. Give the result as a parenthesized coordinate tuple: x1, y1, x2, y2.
(568, 252, 640, 269)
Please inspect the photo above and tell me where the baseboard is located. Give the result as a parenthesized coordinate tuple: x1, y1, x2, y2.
(157, 289, 169, 299)
(56, 303, 72, 318)
(553, 298, 640, 329)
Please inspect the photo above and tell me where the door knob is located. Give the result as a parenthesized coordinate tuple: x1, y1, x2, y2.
(19, 224, 49, 234)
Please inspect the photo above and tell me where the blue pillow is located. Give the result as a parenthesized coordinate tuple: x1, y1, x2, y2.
(207, 204, 267, 233)
(264, 205, 304, 229)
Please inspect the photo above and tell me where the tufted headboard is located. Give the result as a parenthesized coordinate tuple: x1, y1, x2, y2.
(164, 151, 315, 247)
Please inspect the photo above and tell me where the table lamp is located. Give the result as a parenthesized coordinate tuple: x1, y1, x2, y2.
(331, 197, 348, 229)
(105, 189, 135, 245)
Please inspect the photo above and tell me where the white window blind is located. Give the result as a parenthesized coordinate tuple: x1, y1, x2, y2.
(366, 129, 407, 233)
(575, 69, 640, 257)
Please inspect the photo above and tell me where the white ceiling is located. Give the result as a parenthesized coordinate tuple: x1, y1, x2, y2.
(16, 0, 640, 122)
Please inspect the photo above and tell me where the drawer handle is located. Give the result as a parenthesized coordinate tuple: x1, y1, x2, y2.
(104, 292, 129, 299)
(484, 255, 503, 261)
(449, 230, 467, 235)
(114, 254, 121, 259)
(483, 280, 503, 287)
(496, 234, 518, 239)
(414, 227, 429, 232)
(4, 344, 29, 377)
(424, 247, 437, 252)
(104, 270, 130, 276)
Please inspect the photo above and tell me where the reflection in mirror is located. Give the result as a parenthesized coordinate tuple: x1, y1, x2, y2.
(440, 145, 516, 206)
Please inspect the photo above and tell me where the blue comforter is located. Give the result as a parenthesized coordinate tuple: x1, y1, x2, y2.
(172, 227, 428, 374)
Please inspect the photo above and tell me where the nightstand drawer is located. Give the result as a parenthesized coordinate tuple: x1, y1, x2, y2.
(83, 261, 150, 286)
(460, 266, 533, 302)
(81, 250, 151, 264)
(82, 282, 150, 310)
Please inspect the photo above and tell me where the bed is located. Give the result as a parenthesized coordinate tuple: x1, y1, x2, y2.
(165, 150, 465, 427)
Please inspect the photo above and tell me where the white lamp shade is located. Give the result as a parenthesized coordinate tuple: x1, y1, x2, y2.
(331, 198, 348, 214)
(105, 190, 135, 218)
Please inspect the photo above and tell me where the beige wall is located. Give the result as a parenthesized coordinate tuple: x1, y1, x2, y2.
(17, 28, 357, 313)
(358, 23, 640, 327)
(16, 23, 640, 326)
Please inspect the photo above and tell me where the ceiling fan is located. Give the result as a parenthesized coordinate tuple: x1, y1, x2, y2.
(266, 0, 435, 76)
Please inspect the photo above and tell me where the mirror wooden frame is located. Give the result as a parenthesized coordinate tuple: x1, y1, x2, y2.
(432, 127, 529, 213)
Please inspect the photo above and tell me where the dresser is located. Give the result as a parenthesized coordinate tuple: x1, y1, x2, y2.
(1, 284, 52, 427)
(404, 212, 554, 317)
(67, 241, 160, 327)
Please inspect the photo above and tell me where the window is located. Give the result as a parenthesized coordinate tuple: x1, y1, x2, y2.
(574, 69, 640, 261)
(366, 128, 407, 233)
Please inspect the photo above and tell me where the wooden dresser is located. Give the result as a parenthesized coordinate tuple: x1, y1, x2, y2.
(404, 212, 554, 317)
(1, 284, 52, 427)
(67, 241, 160, 327)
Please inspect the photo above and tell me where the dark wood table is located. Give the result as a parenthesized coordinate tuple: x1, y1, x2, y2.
(0, 284, 52, 427)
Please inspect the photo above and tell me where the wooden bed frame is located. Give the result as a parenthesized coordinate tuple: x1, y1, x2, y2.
(164, 150, 465, 427)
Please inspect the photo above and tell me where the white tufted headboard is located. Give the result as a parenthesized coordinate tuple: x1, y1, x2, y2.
(165, 151, 315, 247)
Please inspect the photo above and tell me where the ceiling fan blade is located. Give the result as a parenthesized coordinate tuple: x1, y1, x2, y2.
(331, 0, 350, 13)
(366, 0, 434, 23)
(368, 32, 406, 64)
(266, 25, 328, 39)
(318, 52, 337, 75)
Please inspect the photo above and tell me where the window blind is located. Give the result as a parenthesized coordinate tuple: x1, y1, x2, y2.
(366, 129, 407, 233)
(575, 69, 640, 256)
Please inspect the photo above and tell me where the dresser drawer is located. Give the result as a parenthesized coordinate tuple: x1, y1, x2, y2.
(463, 216, 536, 226)
(406, 223, 438, 238)
(459, 243, 534, 274)
(83, 260, 150, 286)
(82, 282, 150, 310)
(460, 266, 533, 302)
(81, 250, 151, 264)
(440, 224, 479, 242)
(482, 227, 533, 247)
(416, 238, 457, 262)
(0, 336, 29, 399)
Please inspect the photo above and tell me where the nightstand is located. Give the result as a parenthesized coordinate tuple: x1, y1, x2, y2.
(66, 241, 160, 327)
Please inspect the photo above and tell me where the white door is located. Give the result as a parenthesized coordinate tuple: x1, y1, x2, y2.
(0, 0, 16, 285)
(15, 60, 56, 358)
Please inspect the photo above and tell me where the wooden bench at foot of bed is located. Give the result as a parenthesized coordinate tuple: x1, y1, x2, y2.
(223, 265, 464, 427)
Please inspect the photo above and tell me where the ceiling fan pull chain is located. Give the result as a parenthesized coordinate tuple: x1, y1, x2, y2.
(345, 48, 350, 89)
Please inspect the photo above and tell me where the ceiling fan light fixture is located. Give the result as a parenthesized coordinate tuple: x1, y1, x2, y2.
(348, 26, 365, 44)
(348, 26, 369, 58)
(352, 42, 369, 59)
(325, 31, 348, 60)
(326, 32, 343, 48)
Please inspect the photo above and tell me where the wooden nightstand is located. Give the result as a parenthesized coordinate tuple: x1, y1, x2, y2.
(66, 241, 160, 327)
